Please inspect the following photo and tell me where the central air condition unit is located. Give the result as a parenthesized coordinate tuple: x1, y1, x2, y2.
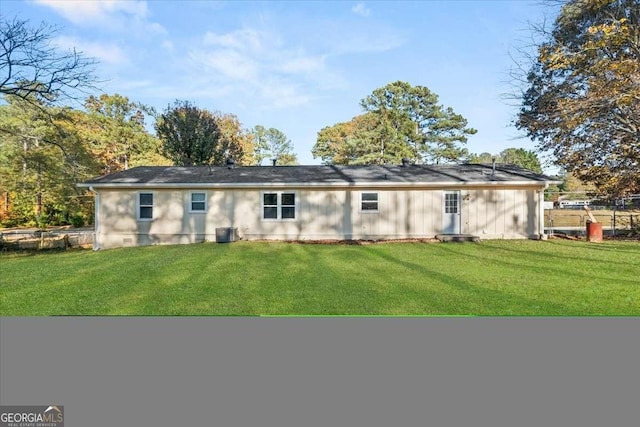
(215, 227, 240, 243)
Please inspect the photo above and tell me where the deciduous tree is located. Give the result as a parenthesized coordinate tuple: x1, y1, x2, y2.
(516, 0, 640, 196)
(467, 148, 543, 173)
(84, 94, 167, 173)
(155, 102, 257, 166)
(212, 112, 255, 166)
(312, 113, 382, 165)
(155, 100, 221, 166)
(0, 96, 94, 226)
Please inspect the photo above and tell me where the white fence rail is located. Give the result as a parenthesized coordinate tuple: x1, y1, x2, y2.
(544, 211, 639, 236)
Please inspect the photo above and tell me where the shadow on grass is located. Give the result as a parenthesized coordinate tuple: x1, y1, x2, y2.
(435, 242, 640, 286)
(0, 247, 90, 258)
(362, 246, 574, 315)
(572, 240, 640, 253)
(3, 241, 637, 316)
(141, 241, 639, 316)
(287, 244, 385, 315)
(2, 245, 189, 315)
(480, 240, 638, 267)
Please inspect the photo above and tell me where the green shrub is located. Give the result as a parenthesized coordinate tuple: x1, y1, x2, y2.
(70, 213, 85, 228)
(0, 194, 36, 228)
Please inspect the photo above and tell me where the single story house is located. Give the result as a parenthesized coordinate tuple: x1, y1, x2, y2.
(78, 163, 560, 250)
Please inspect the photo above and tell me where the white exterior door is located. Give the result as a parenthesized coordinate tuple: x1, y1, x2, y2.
(443, 191, 461, 234)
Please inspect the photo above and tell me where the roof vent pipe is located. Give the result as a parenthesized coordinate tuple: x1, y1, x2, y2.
(491, 158, 496, 176)
(401, 158, 410, 167)
(226, 158, 235, 170)
(272, 158, 277, 167)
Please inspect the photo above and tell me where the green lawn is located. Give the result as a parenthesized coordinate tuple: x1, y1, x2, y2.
(1, 240, 638, 316)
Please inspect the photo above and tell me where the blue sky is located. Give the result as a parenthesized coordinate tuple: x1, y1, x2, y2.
(4, 0, 560, 170)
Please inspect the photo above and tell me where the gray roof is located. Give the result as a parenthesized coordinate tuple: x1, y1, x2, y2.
(80, 164, 559, 188)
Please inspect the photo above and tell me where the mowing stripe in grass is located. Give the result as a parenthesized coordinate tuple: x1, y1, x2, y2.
(1, 240, 639, 315)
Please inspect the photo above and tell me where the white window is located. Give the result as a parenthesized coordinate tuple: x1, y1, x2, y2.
(262, 192, 296, 220)
(138, 192, 153, 220)
(445, 193, 459, 214)
(361, 192, 379, 212)
(190, 192, 207, 212)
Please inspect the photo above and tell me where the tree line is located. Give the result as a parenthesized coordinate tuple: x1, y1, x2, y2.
(0, 85, 541, 228)
(0, 93, 300, 227)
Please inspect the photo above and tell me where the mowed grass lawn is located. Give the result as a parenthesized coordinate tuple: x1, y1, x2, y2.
(1, 240, 638, 316)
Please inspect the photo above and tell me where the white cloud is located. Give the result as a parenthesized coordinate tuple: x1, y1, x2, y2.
(161, 40, 174, 51)
(352, 3, 371, 17)
(186, 27, 342, 109)
(259, 81, 310, 109)
(192, 49, 259, 81)
(34, 0, 147, 24)
(326, 27, 404, 55)
(203, 29, 263, 51)
(292, 17, 405, 56)
(145, 22, 168, 35)
(33, 0, 166, 35)
(54, 36, 128, 65)
(279, 56, 325, 74)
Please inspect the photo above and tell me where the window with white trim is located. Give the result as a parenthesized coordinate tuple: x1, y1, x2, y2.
(445, 193, 459, 214)
(190, 192, 207, 212)
(262, 192, 296, 220)
(361, 192, 379, 212)
(138, 192, 153, 220)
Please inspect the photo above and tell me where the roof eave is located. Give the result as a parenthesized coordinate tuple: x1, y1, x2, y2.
(77, 180, 556, 189)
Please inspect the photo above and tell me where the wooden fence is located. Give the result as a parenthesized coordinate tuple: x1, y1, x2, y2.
(0, 230, 94, 251)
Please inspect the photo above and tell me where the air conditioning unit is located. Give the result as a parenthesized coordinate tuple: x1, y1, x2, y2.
(215, 227, 240, 243)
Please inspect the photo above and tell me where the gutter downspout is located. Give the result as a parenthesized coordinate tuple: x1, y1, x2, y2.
(88, 186, 101, 250)
(539, 183, 549, 240)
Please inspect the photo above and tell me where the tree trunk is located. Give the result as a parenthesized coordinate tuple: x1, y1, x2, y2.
(35, 138, 42, 223)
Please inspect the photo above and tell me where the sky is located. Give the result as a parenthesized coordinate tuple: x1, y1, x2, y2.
(3, 0, 561, 171)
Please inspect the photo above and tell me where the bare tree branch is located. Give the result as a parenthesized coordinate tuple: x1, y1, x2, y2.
(0, 17, 101, 106)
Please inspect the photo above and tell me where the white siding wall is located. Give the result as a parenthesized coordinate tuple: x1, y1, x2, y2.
(95, 186, 542, 249)
(463, 188, 540, 238)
